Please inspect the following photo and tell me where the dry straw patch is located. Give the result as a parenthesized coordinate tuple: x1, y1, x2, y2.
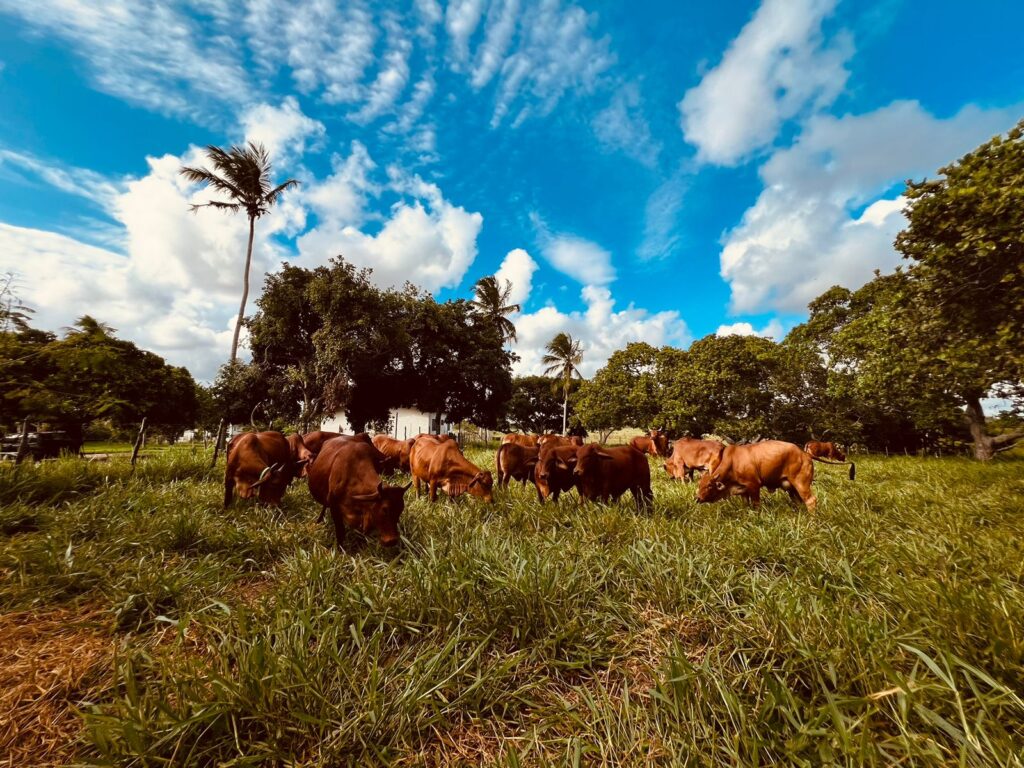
(0, 604, 113, 767)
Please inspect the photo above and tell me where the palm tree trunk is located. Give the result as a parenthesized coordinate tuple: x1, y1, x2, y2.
(562, 382, 568, 434)
(229, 216, 256, 364)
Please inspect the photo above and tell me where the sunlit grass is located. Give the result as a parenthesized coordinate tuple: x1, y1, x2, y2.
(1, 448, 1022, 765)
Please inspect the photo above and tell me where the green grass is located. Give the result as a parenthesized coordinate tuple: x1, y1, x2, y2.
(1, 449, 1022, 766)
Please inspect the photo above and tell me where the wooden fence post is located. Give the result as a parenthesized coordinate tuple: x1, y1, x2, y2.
(14, 418, 30, 465)
(210, 418, 227, 468)
(130, 417, 147, 467)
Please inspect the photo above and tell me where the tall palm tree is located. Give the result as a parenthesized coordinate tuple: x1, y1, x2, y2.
(179, 142, 299, 364)
(471, 275, 520, 343)
(541, 332, 584, 434)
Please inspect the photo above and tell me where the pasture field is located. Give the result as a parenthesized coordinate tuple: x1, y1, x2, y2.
(1, 448, 1023, 766)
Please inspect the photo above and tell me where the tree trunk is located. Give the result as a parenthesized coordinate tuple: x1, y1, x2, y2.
(14, 418, 30, 465)
(562, 387, 568, 435)
(966, 393, 1024, 460)
(229, 216, 256, 364)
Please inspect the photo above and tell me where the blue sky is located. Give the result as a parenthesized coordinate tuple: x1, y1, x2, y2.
(0, 0, 1021, 381)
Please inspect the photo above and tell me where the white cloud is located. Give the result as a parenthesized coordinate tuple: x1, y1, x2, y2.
(239, 97, 325, 162)
(0, 0, 250, 118)
(489, 1, 616, 127)
(679, 0, 851, 165)
(446, 0, 486, 67)
(715, 319, 784, 339)
(511, 284, 689, 377)
(494, 248, 538, 307)
(294, 147, 484, 293)
(470, 0, 519, 89)
(349, 13, 413, 124)
(637, 165, 689, 261)
(720, 101, 1020, 313)
(592, 82, 660, 167)
(536, 230, 616, 287)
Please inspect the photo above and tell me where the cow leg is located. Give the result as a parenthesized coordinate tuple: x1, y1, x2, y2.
(223, 475, 234, 508)
(328, 507, 347, 548)
(792, 478, 817, 513)
(429, 480, 439, 503)
(746, 485, 762, 510)
(684, 466, 694, 483)
(633, 484, 653, 513)
(414, 476, 422, 497)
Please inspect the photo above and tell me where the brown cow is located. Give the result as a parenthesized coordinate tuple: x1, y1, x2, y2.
(629, 429, 669, 457)
(696, 440, 819, 512)
(302, 430, 375, 454)
(664, 437, 725, 482)
(495, 442, 541, 490)
(372, 434, 415, 473)
(307, 438, 411, 547)
(537, 434, 584, 449)
(533, 443, 580, 503)
(410, 437, 494, 502)
(573, 444, 652, 510)
(224, 431, 306, 507)
(804, 441, 855, 479)
(502, 433, 540, 448)
(286, 433, 315, 477)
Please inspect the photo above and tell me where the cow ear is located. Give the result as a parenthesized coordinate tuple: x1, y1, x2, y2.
(555, 458, 569, 470)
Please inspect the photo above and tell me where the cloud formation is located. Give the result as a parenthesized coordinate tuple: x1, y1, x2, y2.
(679, 0, 851, 165)
(720, 101, 1020, 313)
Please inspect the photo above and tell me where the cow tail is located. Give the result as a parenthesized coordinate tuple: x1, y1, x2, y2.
(810, 455, 856, 481)
(495, 443, 506, 478)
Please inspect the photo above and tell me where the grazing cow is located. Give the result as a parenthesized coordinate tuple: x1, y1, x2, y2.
(573, 444, 652, 510)
(501, 433, 540, 448)
(307, 438, 411, 547)
(803, 441, 855, 479)
(696, 440, 820, 512)
(224, 431, 305, 507)
(410, 437, 494, 502)
(372, 434, 415, 473)
(495, 442, 541, 490)
(664, 437, 725, 482)
(285, 433, 315, 477)
(630, 429, 669, 458)
(533, 444, 580, 503)
(537, 434, 584, 449)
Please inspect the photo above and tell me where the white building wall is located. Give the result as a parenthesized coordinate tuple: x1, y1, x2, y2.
(320, 407, 450, 437)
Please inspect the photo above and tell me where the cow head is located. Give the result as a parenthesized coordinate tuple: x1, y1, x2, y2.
(831, 444, 847, 462)
(242, 462, 289, 504)
(573, 444, 614, 497)
(695, 471, 728, 504)
(535, 449, 576, 499)
(350, 480, 412, 546)
(287, 434, 316, 478)
(466, 471, 494, 503)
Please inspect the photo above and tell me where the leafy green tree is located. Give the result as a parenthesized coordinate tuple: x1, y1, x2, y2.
(504, 376, 568, 434)
(542, 332, 584, 434)
(247, 263, 324, 431)
(5, 316, 200, 441)
(574, 342, 661, 440)
(470, 275, 520, 343)
(892, 120, 1024, 458)
(179, 142, 299, 364)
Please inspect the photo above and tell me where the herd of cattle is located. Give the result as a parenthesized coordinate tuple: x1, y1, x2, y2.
(224, 429, 855, 547)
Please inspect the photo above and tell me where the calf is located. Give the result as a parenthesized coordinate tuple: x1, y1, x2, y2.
(307, 438, 410, 547)
(410, 437, 493, 502)
(573, 444, 652, 510)
(533, 443, 580, 503)
(664, 437, 725, 482)
(224, 431, 304, 507)
(697, 440, 818, 512)
(495, 442, 540, 490)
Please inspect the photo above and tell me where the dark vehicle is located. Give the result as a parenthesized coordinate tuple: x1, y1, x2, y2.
(1, 431, 82, 461)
